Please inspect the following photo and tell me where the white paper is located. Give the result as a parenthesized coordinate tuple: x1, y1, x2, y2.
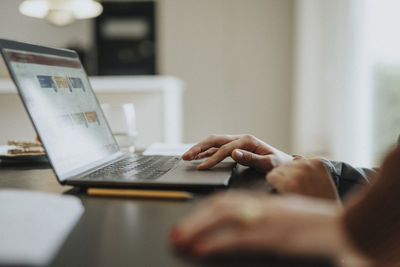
(0, 189, 84, 266)
(142, 142, 194, 156)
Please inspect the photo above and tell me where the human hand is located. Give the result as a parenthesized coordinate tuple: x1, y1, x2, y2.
(182, 134, 293, 172)
(169, 192, 369, 267)
(266, 158, 339, 201)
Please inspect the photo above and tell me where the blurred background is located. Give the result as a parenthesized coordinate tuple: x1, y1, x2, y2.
(0, 0, 399, 167)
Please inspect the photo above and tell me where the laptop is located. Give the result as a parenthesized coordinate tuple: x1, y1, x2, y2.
(0, 39, 236, 190)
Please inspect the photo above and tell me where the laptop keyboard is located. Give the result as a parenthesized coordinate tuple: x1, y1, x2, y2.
(82, 155, 181, 181)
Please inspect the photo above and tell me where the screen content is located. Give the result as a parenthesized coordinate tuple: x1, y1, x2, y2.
(4, 49, 119, 180)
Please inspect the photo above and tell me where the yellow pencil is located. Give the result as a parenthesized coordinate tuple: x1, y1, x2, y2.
(87, 188, 194, 200)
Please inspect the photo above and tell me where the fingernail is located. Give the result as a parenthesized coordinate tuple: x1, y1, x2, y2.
(197, 162, 206, 169)
(235, 150, 243, 159)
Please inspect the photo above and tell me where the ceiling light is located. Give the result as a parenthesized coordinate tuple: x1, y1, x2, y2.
(19, 0, 49, 18)
(19, 0, 103, 26)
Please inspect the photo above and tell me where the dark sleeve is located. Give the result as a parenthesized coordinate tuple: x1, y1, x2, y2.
(342, 146, 400, 266)
(319, 159, 378, 199)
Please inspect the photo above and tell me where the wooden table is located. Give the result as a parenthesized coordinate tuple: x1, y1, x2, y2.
(0, 162, 333, 267)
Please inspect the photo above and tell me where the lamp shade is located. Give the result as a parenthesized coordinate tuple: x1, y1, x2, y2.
(19, 0, 103, 26)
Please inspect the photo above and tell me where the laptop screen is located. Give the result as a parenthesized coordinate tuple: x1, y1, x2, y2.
(3, 48, 120, 181)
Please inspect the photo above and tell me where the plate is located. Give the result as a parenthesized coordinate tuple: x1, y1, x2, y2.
(0, 145, 48, 164)
(0, 153, 48, 163)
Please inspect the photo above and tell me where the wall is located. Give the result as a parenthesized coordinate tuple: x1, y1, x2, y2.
(158, 0, 294, 152)
(293, 0, 373, 165)
(0, 0, 294, 152)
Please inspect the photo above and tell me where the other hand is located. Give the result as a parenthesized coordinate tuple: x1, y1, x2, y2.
(169, 191, 368, 266)
(182, 134, 293, 172)
(266, 158, 339, 201)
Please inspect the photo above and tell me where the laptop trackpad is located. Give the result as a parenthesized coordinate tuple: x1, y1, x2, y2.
(159, 160, 236, 186)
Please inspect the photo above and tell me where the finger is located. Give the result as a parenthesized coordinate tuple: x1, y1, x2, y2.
(170, 206, 234, 248)
(191, 227, 268, 256)
(182, 135, 239, 160)
(195, 147, 219, 159)
(171, 213, 233, 250)
(170, 193, 248, 246)
(197, 138, 248, 169)
(232, 149, 273, 172)
(191, 226, 248, 255)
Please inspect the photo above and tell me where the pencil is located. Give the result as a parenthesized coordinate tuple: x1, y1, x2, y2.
(87, 188, 194, 200)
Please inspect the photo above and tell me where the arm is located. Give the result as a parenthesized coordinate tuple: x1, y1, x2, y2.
(183, 134, 376, 200)
(169, 147, 400, 266)
(342, 146, 400, 266)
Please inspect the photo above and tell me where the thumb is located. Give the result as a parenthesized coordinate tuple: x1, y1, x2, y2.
(232, 149, 272, 172)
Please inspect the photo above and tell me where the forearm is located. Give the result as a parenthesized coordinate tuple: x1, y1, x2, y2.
(341, 147, 400, 266)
